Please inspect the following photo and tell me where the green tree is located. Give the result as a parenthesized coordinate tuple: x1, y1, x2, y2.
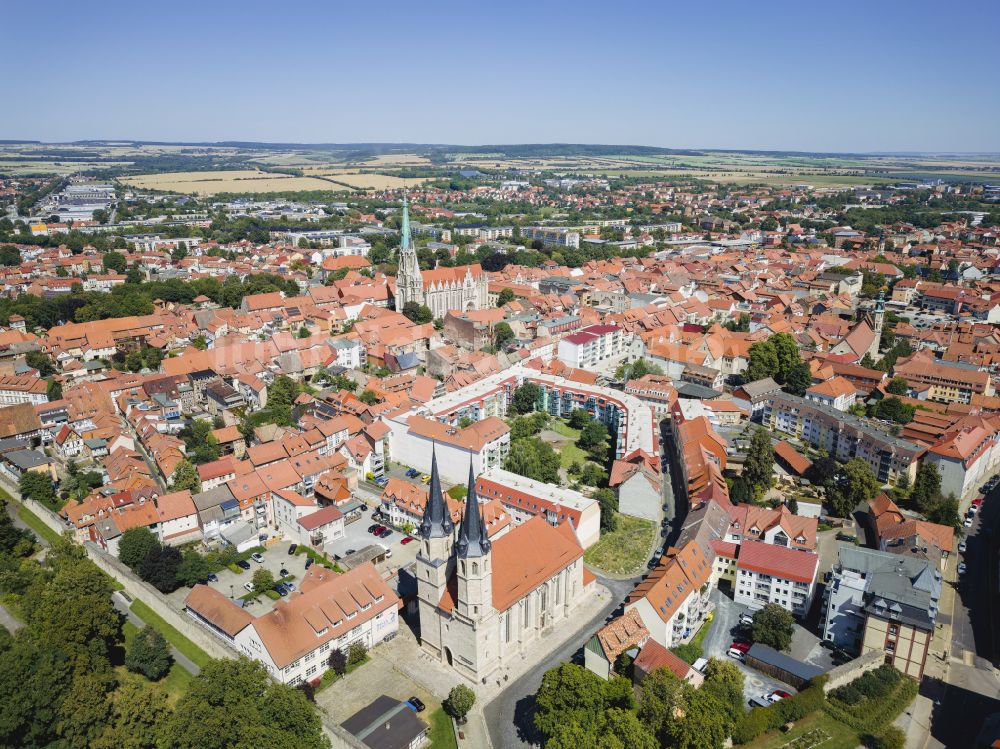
(92, 680, 170, 749)
(751, 603, 795, 651)
(297, 326, 311, 338)
(170, 460, 201, 492)
(872, 396, 915, 424)
(637, 667, 685, 745)
(496, 287, 515, 306)
(534, 664, 633, 741)
(567, 408, 592, 430)
(828, 457, 881, 518)
(192, 335, 208, 350)
(401, 302, 433, 324)
(806, 455, 838, 486)
(0, 632, 74, 748)
(18, 470, 57, 508)
(358, 389, 378, 405)
(885, 376, 909, 396)
(701, 657, 745, 723)
(328, 647, 347, 675)
(910, 461, 943, 514)
(783, 362, 813, 396)
(593, 487, 618, 532)
(742, 427, 774, 496)
(118, 527, 161, 571)
(252, 567, 276, 594)
(600, 708, 658, 749)
(445, 684, 476, 722)
(0, 244, 21, 266)
(47, 378, 62, 400)
(125, 625, 173, 680)
(102, 251, 127, 274)
(770, 333, 802, 383)
(744, 340, 779, 383)
(665, 687, 732, 749)
(25, 349, 57, 376)
(176, 548, 211, 587)
(924, 493, 962, 532)
(162, 658, 329, 749)
(493, 321, 514, 348)
(578, 420, 610, 463)
(511, 382, 541, 414)
(505, 437, 560, 483)
(138, 545, 182, 593)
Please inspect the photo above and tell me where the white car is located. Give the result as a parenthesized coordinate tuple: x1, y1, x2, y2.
(243, 582, 255, 592)
(964, 516, 974, 528)
(959, 540, 967, 553)
(958, 562, 967, 575)
(250, 552, 265, 563)
(727, 647, 746, 661)
(739, 613, 754, 627)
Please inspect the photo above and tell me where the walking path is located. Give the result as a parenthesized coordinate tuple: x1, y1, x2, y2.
(0, 602, 23, 634)
(112, 593, 201, 675)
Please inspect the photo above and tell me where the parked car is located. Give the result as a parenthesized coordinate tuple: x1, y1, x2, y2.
(243, 582, 254, 592)
(401, 536, 415, 545)
(305, 557, 314, 569)
(379, 528, 392, 538)
(274, 584, 289, 596)
(368, 524, 380, 533)
(383, 548, 393, 559)
(250, 553, 265, 564)
(421, 475, 431, 483)
(959, 540, 967, 553)
(206, 573, 219, 583)
(958, 562, 967, 575)
(739, 613, 754, 627)
(972, 497, 984, 508)
(406, 469, 419, 478)
(345, 549, 357, 555)
(284, 581, 296, 591)
(964, 516, 974, 528)
(279, 568, 289, 577)
(749, 696, 772, 708)
(768, 690, 792, 702)
(728, 647, 746, 661)
(730, 640, 751, 653)
(407, 697, 426, 712)
(374, 477, 388, 487)
(236, 560, 251, 570)
(836, 532, 857, 542)
(287, 544, 297, 555)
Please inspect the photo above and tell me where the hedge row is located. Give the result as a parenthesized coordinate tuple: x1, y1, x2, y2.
(823, 678, 919, 734)
(731, 681, 827, 745)
(829, 664, 902, 705)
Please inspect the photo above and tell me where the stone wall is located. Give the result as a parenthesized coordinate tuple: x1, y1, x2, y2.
(821, 648, 884, 693)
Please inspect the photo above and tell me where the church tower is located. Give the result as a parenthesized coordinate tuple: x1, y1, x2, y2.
(416, 447, 453, 657)
(394, 193, 424, 312)
(454, 463, 493, 621)
(871, 291, 886, 352)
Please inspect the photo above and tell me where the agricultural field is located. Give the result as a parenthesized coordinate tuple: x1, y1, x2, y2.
(119, 169, 350, 195)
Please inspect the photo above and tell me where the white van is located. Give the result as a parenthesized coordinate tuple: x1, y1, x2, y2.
(728, 647, 746, 661)
(692, 657, 709, 673)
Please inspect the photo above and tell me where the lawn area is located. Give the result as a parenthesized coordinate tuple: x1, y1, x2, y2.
(427, 708, 458, 749)
(550, 421, 580, 439)
(559, 442, 588, 469)
(121, 620, 193, 703)
(583, 514, 656, 575)
(745, 711, 859, 749)
(130, 599, 212, 670)
(690, 615, 713, 650)
(16, 504, 63, 546)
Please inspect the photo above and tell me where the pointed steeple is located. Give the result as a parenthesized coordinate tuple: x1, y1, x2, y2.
(400, 192, 411, 252)
(419, 446, 453, 539)
(456, 462, 491, 559)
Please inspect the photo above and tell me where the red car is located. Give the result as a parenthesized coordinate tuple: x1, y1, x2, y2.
(771, 690, 792, 699)
(972, 497, 984, 508)
(401, 536, 415, 545)
(730, 641, 751, 653)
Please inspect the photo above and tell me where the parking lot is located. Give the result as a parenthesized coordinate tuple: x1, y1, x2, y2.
(703, 590, 835, 708)
(166, 539, 308, 616)
(323, 508, 421, 575)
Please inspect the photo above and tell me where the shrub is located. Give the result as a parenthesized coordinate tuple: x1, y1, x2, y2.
(328, 648, 347, 675)
(825, 673, 917, 734)
(347, 641, 367, 665)
(670, 643, 703, 665)
(732, 681, 827, 745)
(866, 726, 906, 749)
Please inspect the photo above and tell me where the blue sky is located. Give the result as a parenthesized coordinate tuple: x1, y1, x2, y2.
(4, 0, 998, 152)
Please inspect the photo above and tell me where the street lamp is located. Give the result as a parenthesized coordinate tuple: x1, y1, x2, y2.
(230, 584, 234, 599)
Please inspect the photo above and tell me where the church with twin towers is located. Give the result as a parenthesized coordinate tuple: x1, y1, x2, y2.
(415, 448, 596, 684)
(392, 194, 489, 320)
